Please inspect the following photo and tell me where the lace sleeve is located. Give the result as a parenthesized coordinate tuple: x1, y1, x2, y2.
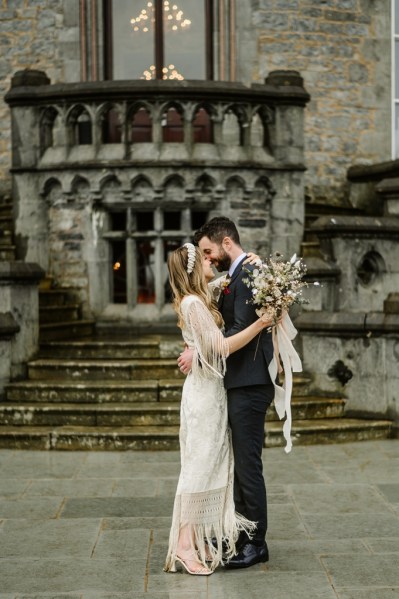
(184, 298, 229, 379)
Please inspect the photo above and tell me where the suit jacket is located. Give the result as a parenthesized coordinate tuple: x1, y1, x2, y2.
(218, 257, 274, 390)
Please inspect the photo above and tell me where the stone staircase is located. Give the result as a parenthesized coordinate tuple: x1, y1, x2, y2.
(0, 332, 392, 450)
(0, 195, 16, 261)
(39, 278, 96, 341)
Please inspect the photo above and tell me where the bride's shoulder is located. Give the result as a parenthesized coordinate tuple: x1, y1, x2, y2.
(181, 294, 203, 306)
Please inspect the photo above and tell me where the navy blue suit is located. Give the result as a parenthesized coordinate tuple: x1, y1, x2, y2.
(218, 257, 274, 544)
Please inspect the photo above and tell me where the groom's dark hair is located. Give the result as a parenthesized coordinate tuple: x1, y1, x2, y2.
(193, 216, 241, 246)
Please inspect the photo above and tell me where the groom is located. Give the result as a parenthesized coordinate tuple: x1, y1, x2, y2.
(178, 216, 274, 569)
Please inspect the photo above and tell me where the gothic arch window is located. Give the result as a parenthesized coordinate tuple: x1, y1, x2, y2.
(102, 1, 237, 82)
(192, 106, 213, 143)
(67, 105, 92, 146)
(130, 106, 153, 142)
(40, 107, 60, 153)
(162, 105, 184, 142)
(222, 110, 243, 146)
(100, 105, 122, 143)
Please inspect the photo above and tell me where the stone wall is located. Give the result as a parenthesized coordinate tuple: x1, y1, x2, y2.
(237, 0, 391, 205)
(0, 0, 80, 194)
(0, 0, 392, 204)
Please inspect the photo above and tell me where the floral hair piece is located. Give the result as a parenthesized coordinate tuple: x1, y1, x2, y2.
(183, 243, 196, 274)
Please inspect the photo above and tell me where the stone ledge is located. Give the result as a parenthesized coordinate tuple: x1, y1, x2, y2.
(0, 261, 44, 284)
(348, 159, 399, 183)
(296, 311, 399, 335)
(303, 256, 341, 279)
(0, 312, 19, 339)
(5, 71, 310, 107)
(310, 215, 399, 238)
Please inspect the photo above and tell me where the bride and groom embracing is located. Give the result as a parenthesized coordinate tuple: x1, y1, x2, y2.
(163, 216, 276, 576)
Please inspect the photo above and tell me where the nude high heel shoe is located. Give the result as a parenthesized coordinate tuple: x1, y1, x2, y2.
(174, 555, 213, 576)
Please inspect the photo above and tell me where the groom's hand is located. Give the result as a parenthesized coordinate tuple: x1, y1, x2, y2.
(177, 347, 194, 375)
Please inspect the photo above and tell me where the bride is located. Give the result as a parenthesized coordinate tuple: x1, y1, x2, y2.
(164, 243, 274, 576)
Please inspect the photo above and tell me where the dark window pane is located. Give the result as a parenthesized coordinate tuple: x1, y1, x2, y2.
(131, 108, 152, 142)
(112, 241, 127, 303)
(164, 238, 184, 302)
(76, 111, 92, 145)
(102, 107, 122, 143)
(162, 108, 184, 142)
(191, 211, 208, 230)
(164, 211, 181, 230)
(111, 212, 127, 231)
(136, 212, 154, 231)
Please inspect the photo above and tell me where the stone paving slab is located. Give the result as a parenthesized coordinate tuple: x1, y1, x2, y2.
(0, 440, 398, 597)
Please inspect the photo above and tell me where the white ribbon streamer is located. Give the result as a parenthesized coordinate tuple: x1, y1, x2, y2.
(267, 313, 302, 453)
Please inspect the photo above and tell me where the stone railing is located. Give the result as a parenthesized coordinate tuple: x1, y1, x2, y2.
(6, 69, 309, 169)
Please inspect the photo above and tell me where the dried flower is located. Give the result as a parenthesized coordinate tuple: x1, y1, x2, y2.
(242, 254, 309, 325)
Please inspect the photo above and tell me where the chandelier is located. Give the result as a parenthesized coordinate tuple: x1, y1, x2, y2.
(131, 1, 191, 33)
(141, 63, 184, 81)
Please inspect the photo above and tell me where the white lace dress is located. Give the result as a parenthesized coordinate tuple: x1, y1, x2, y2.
(164, 294, 255, 571)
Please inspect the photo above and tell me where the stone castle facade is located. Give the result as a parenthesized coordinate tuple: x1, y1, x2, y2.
(0, 0, 392, 204)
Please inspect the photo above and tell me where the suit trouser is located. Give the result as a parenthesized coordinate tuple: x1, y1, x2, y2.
(227, 384, 274, 544)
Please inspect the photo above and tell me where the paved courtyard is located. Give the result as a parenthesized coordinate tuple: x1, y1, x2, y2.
(0, 440, 398, 598)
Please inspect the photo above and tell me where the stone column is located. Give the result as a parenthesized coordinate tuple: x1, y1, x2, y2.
(0, 262, 44, 382)
(0, 313, 19, 398)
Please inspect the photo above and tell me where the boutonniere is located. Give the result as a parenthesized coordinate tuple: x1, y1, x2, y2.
(222, 276, 231, 295)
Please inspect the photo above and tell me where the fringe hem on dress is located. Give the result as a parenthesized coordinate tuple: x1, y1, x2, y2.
(163, 485, 257, 572)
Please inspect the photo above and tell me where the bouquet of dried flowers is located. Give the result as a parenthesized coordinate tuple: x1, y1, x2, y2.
(242, 252, 314, 325)
(242, 252, 319, 453)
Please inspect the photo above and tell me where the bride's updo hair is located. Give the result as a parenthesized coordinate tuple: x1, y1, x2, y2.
(168, 245, 223, 330)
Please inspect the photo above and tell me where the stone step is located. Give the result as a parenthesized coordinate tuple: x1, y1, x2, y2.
(0, 425, 181, 450)
(0, 246, 16, 260)
(0, 417, 392, 450)
(0, 402, 181, 427)
(300, 241, 322, 258)
(0, 230, 13, 243)
(27, 358, 185, 381)
(39, 320, 96, 341)
(39, 305, 81, 324)
(5, 379, 182, 403)
(38, 338, 163, 359)
(0, 396, 344, 427)
(39, 290, 71, 307)
(0, 214, 12, 224)
(266, 418, 393, 447)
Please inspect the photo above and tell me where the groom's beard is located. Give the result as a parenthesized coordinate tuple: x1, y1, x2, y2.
(214, 249, 231, 272)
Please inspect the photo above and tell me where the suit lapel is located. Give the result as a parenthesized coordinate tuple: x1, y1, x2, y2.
(218, 257, 247, 311)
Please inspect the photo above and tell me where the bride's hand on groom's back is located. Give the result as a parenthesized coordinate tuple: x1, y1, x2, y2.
(177, 346, 194, 375)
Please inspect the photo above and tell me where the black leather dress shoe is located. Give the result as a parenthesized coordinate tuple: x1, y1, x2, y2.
(224, 542, 269, 569)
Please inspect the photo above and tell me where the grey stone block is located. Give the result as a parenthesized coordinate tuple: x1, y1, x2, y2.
(302, 512, 399, 539)
(291, 483, 390, 514)
(322, 555, 399, 588)
(0, 479, 29, 498)
(0, 559, 139, 593)
(60, 497, 174, 519)
(92, 529, 150, 560)
(0, 498, 62, 519)
(26, 478, 114, 497)
(0, 518, 100, 558)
